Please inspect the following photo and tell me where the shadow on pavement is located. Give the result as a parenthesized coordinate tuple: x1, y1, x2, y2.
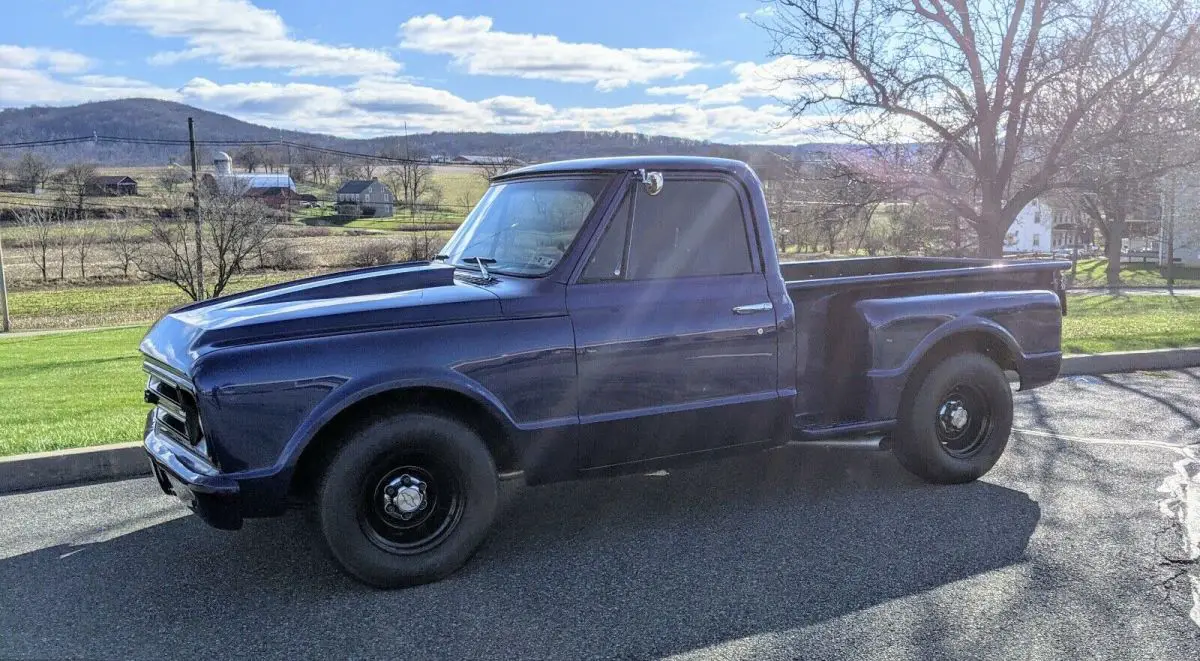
(0, 448, 1040, 659)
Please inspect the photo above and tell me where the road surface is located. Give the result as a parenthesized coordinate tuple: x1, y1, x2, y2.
(2, 370, 1198, 660)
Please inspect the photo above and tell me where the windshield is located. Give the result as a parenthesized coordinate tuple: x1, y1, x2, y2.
(440, 176, 611, 276)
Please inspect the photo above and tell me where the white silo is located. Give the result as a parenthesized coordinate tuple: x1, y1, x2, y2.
(214, 151, 232, 175)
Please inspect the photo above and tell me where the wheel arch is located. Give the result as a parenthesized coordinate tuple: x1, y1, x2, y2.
(288, 384, 520, 501)
(899, 325, 1020, 411)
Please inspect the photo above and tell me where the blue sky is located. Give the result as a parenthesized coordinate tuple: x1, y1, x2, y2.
(0, 0, 822, 143)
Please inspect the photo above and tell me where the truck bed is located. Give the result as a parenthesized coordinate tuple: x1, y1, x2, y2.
(781, 257, 1067, 430)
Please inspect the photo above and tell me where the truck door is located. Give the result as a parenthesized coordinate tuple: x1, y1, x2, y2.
(567, 175, 782, 469)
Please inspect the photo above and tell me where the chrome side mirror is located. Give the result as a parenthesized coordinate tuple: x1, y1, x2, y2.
(638, 169, 664, 196)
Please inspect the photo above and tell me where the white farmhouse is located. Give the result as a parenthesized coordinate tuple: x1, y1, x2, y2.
(1002, 199, 1054, 254)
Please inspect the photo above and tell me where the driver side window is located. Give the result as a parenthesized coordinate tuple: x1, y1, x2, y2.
(581, 191, 631, 282)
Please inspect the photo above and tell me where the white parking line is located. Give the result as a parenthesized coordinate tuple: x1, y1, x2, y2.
(1013, 427, 1197, 451)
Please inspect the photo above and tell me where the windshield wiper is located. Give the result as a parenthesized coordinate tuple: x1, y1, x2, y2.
(459, 256, 496, 279)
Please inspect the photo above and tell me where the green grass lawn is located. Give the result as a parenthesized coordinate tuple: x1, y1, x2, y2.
(7, 272, 321, 331)
(1, 292, 1197, 456)
(0, 326, 149, 456)
(1068, 258, 1200, 288)
(1063, 294, 1200, 354)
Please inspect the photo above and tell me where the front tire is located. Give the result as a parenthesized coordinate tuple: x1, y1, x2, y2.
(893, 352, 1013, 484)
(316, 412, 498, 588)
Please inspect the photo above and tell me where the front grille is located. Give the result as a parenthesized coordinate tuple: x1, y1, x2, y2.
(144, 362, 204, 451)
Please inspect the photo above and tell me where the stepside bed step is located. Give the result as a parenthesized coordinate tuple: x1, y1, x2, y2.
(790, 419, 895, 450)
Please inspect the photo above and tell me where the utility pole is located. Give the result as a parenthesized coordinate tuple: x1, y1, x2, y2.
(188, 117, 205, 301)
(282, 130, 291, 225)
(1166, 174, 1177, 292)
(0, 226, 10, 333)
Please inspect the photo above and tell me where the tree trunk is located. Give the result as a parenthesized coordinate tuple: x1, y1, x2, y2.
(1105, 223, 1124, 289)
(975, 221, 1005, 259)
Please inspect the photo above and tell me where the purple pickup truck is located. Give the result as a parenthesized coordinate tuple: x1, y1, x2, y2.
(140, 156, 1068, 587)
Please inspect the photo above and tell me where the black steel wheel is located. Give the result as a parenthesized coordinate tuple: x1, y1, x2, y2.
(933, 384, 994, 458)
(893, 352, 1013, 484)
(360, 458, 464, 555)
(316, 412, 498, 588)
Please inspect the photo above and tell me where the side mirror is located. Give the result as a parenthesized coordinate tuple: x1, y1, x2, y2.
(637, 169, 664, 196)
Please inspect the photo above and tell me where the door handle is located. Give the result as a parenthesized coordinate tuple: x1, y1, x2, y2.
(732, 302, 773, 315)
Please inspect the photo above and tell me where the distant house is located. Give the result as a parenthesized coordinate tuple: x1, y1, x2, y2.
(336, 179, 395, 218)
(86, 175, 138, 196)
(450, 154, 526, 166)
(1003, 200, 1054, 254)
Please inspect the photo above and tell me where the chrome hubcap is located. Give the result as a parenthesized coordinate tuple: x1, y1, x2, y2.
(938, 399, 970, 434)
(382, 474, 427, 520)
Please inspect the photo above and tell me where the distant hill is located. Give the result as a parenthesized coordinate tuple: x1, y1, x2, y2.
(0, 98, 835, 167)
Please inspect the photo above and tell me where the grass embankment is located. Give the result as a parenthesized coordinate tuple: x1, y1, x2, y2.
(0, 326, 148, 456)
(1068, 258, 1200, 288)
(2, 293, 1197, 456)
(1062, 294, 1200, 354)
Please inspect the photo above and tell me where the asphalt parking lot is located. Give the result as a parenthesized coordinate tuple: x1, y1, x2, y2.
(2, 370, 1199, 660)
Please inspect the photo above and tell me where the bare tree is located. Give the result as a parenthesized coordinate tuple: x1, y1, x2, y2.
(361, 158, 378, 180)
(15, 152, 51, 193)
(385, 162, 438, 216)
(235, 145, 263, 173)
(762, 0, 1200, 257)
(59, 162, 97, 218)
(106, 216, 145, 279)
(309, 151, 334, 186)
(138, 187, 276, 300)
(14, 206, 61, 282)
(159, 167, 190, 193)
(288, 163, 310, 184)
(72, 219, 100, 279)
(474, 157, 515, 182)
(401, 213, 444, 262)
(0, 155, 9, 186)
(337, 159, 364, 181)
(1064, 76, 1200, 284)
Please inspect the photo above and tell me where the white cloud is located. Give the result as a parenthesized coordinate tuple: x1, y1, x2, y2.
(85, 0, 400, 76)
(0, 44, 179, 106)
(0, 45, 92, 73)
(399, 14, 701, 91)
(738, 6, 777, 21)
(0, 68, 180, 106)
(645, 84, 710, 97)
(646, 56, 855, 108)
(160, 76, 834, 143)
(647, 56, 810, 105)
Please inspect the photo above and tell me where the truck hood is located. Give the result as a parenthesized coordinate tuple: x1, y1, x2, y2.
(140, 262, 500, 375)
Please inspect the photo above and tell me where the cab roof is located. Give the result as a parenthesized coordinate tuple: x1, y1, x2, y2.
(492, 156, 755, 181)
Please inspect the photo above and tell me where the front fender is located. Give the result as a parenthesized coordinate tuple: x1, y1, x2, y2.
(277, 367, 521, 473)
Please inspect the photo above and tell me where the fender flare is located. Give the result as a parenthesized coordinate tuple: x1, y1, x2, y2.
(892, 315, 1024, 378)
(274, 367, 520, 472)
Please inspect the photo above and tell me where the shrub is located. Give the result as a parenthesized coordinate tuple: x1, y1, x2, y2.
(347, 240, 397, 267)
(260, 241, 311, 270)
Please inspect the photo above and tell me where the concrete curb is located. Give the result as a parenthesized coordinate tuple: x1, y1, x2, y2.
(1060, 347, 1200, 376)
(0, 442, 148, 494)
(4, 348, 1200, 495)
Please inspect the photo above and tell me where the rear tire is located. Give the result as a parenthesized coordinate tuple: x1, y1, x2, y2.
(316, 412, 498, 588)
(893, 352, 1013, 484)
